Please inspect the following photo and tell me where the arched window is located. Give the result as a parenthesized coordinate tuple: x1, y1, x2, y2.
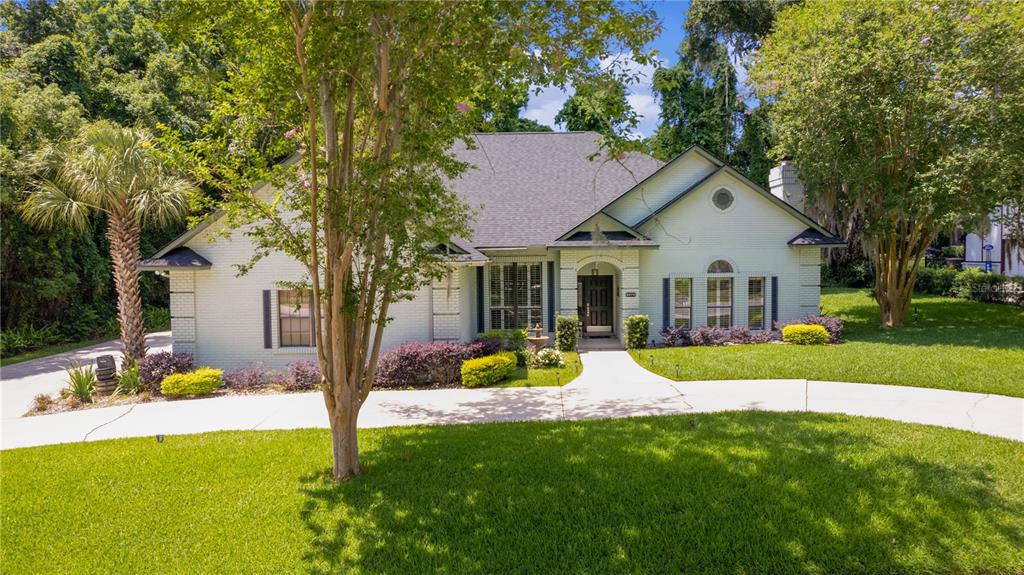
(707, 260, 733, 274)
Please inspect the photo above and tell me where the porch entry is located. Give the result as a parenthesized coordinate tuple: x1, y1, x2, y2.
(579, 275, 613, 336)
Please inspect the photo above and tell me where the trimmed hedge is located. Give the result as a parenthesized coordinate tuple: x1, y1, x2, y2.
(555, 316, 578, 352)
(624, 315, 650, 349)
(782, 324, 829, 345)
(915, 267, 958, 296)
(160, 368, 223, 397)
(460, 352, 517, 388)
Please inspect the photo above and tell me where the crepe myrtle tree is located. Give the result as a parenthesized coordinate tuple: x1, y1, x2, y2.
(751, 0, 1024, 327)
(21, 121, 194, 362)
(177, 0, 657, 480)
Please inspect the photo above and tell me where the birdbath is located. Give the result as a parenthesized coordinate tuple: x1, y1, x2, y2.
(525, 322, 549, 352)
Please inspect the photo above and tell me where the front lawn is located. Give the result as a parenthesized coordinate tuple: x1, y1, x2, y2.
(497, 350, 582, 387)
(633, 289, 1024, 397)
(2, 413, 1022, 574)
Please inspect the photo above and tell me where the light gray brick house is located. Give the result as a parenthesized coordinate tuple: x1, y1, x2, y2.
(141, 132, 843, 369)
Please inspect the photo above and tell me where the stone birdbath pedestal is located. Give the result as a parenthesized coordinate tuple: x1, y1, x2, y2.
(525, 322, 549, 352)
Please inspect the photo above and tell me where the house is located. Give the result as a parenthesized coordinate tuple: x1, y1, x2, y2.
(140, 132, 844, 369)
(964, 205, 1023, 276)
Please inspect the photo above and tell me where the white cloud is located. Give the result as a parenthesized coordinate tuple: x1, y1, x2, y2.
(523, 84, 574, 129)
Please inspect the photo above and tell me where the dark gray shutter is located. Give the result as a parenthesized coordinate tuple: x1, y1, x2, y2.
(771, 276, 779, 328)
(662, 278, 670, 328)
(546, 261, 555, 330)
(476, 267, 484, 333)
(262, 290, 272, 348)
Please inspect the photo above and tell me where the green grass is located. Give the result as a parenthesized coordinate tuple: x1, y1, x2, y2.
(495, 351, 582, 387)
(2, 413, 1022, 574)
(633, 289, 1024, 397)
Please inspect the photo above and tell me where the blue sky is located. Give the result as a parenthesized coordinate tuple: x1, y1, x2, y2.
(524, 1, 690, 138)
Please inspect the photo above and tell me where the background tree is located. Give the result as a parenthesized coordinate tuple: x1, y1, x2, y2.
(176, 0, 657, 481)
(649, 47, 741, 162)
(751, 0, 1024, 326)
(474, 86, 552, 133)
(683, 0, 794, 62)
(0, 0, 221, 351)
(21, 121, 195, 361)
(554, 81, 635, 136)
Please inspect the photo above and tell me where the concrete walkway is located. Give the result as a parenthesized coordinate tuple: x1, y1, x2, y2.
(2, 348, 1022, 450)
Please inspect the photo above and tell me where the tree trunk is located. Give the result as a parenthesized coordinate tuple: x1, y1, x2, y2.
(876, 288, 910, 327)
(106, 210, 146, 363)
(327, 397, 361, 480)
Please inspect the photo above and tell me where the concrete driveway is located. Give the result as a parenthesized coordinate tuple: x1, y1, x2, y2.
(2, 346, 1022, 450)
(0, 332, 172, 420)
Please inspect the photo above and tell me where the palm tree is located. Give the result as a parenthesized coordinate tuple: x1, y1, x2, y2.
(22, 121, 195, 362)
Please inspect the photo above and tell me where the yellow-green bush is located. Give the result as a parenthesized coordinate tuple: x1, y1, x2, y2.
(782, 324, 829, 345)
(160, 368, 223, 397)
(460, 352, 516, 388)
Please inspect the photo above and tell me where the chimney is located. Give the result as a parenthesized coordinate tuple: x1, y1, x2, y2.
(768, 160, 805, 213)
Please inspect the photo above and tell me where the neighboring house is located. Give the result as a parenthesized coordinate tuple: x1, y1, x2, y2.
(141, 132, 844, 369)
(964, 205, 1023, 276)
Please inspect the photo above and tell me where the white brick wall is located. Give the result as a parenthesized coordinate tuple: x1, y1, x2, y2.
(636, 169, 824, 339)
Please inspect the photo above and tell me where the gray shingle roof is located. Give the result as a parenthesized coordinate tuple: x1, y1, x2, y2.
(449, 132, 663, 248)
(138, 247, 212, 270)
(788, 228, 846, 246)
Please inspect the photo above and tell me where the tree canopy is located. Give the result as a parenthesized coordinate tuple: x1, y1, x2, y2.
(751, 0, 1024, 325)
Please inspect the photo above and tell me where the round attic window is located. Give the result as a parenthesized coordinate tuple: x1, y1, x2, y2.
(712, 188, 734, 211)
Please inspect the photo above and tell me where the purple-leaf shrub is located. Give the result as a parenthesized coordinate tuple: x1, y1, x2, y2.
(375, 340, 497, 388)
(660, 325, 691, 347)
(138, 352, 193, 391)
(686, 326, 778, 346)
(224, 363, 271, 390)
(777, 315, 843, 343)
(287, 361, 321, 391)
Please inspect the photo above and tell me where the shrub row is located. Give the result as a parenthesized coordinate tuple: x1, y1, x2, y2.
(375, 338, 502, 388)
(460, 352, 517, 388)
(223, 360, 321, 392)
(902, 267, 1022, 305)
(0, 306, 172, 358)
(658, 314, 843, 347)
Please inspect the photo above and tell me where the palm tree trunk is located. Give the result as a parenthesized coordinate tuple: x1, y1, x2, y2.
(107, 209, 146, 362)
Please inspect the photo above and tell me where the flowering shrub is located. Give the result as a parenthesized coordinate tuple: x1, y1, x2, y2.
(375, 340, 497, 388)
(138, 352, 193, 392)
(777, 314, 844, 344)
(530, 348, 565, 369)
(287, 361, 321, 391)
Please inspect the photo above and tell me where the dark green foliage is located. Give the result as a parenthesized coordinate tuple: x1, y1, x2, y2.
(474, 87, 552, 133)
(821, 259, 873, 288)
(555, 315, 578, 352)
(1, 0, 220, 343)
(3, 415, 1024, 573)
(914, 267, 958, 296)
(624, 314, 650, 349)
(950, 268, 1023, 305)
(731, 105, 774, 187)
(555, 82, 634, 137)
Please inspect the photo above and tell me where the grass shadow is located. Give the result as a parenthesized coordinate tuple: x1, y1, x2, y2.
(296, 413, 1024, 574)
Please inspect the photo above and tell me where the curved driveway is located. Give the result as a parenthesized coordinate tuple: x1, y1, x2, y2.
(2, 346, 1021, 450)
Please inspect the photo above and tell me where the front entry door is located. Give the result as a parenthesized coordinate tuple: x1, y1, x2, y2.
(581, 275, 613, 335)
